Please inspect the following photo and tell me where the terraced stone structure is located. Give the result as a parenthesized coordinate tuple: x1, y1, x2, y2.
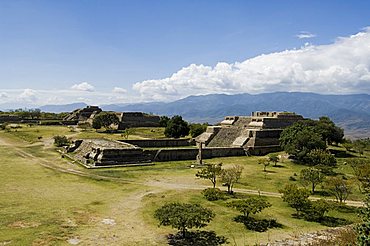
(117, 112, 160, 129)
(67, 139, 151, 167)
(196, 111, 303, 155)
(63, 106, 102, 125)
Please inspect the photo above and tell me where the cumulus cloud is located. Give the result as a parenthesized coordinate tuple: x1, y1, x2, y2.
(296, 31, 316, 39)
(112, 87, 127, 94)
(71, 82, 95, 92)
(133, 28, 370, 101)
(18, 89, 37, 102)
(0, 92, 9, 99)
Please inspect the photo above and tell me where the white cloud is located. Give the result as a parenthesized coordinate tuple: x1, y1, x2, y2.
(18, 89, 37, 102)
(112, 87, 127, 94)
(133, 28, 370, 101)
(71, 82, 95, 92)
(0, 92, 9, 99)
(296, 31, 316, 39)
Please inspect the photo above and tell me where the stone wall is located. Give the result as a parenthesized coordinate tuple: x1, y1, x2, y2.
(0, 115, 21, 123)
(118, 112, 160, 129)
(119, 139, 192, 148)
(144, 147, 246, 162)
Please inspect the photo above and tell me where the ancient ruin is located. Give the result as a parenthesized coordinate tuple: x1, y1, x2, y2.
(66, 139, 151, 167)
(196, 111, 304, 155)
(117, 112, 160, 129)
(63, 106, 102, 125)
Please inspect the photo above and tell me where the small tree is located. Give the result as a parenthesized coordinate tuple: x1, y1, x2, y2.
(303, 199, 332, 222)
(92, 112, 120, 131)
(279, 184, 310, 216)
(268, 153, 279, 167)
(220, 165, 244, 194)
(325, 177, 352, 203)
(353, 140, 366, 156)
(164, 115, 190, 138)
(258, 158, 270, 172)
(196, 163, 222, 188)
(300, 167, 325, 194)
(350, 159, 370, 193)
(122, 128, 134, 140)
(227, 197, 271, 218)
(154, 203, 215, 238)
(159, 115, 170, 127)
(189, 123, 208, 138)
(53, 135, 70, 147)
(357, 195, 370, 245)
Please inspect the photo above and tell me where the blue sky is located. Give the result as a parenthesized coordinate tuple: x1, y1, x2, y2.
(1, 0, 370, 107)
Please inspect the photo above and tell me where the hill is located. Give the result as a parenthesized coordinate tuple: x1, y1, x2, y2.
(39, 102, 88, 113)
(101, 92, 370, 139)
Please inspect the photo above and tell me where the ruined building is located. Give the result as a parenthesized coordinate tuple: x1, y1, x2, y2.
(195, 111, 304, 155)
(67, 139, 151, 167)
(63, 106, 102, 125)
(117, 112, 160, 129)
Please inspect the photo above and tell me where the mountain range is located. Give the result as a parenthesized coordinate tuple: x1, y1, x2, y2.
(38, 92, 370, 139)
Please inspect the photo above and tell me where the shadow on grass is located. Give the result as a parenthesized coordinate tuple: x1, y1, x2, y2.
(319, 216, 352, 227)
(167, 230, 228, 246)
(234, 215, 283, 232)
(314, 190, 332, 197)
(264, 170, 277, 173)
(272, 164, 285, 168)
(333, 204, 360, 214)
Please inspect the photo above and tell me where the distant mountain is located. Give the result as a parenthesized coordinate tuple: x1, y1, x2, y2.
(100, 92, 370, 139)
(39, 102, 88, 113)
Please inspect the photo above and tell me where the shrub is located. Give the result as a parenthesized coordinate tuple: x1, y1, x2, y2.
(167, 230, 227, 245)
(53, 135, 70, 147)
(234, 216, 282, 232)
(202, 188, 226, 201)
(0, 123, 7, 130)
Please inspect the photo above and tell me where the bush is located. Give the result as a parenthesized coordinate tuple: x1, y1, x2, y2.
(53, 135, 70, 147)
(202, 188, 226, 201)
(0, 123, 7, 130)
(234, 216, 282, 232)
(167, 230, 227, 245)
(302, 200, 331, 222)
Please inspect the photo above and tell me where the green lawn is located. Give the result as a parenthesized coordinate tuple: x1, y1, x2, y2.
(0, 126, 367, 245)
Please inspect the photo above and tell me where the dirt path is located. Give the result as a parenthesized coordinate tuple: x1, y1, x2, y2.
(77, 189, 166, 246)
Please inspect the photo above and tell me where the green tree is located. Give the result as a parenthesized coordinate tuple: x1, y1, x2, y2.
(196, 163, 223, 188)
(258, 158, 270, 172)
(300, 167, 325, 194)
(164, 115, 190, 138)
(220, 165, 244, 194)
(279, 184, 310, 216)
(315, 116, 344, 145)
(227, 197, 271, 218)
(349, 159, 370, 192)
(303, 199, 332, 222)
(280, 121, 326, 162)
(189, 123, 208, 138)
(268, 153, 279, 167)
(357, 195, 370, 245)
(92, 112, 119, 130)
(325, 177, 352, 203)
(353, 140, 366, 156)
(53, 135, 70, 147)
(159, 115, 170, 127)
(305, 149, 336, 167)
(154, 203, 215, 238)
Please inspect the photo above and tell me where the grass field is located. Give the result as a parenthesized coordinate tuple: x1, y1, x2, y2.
(0, 126, 367, 245)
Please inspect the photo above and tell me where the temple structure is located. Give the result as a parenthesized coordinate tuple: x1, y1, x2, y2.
(195, 111, 304, 155)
